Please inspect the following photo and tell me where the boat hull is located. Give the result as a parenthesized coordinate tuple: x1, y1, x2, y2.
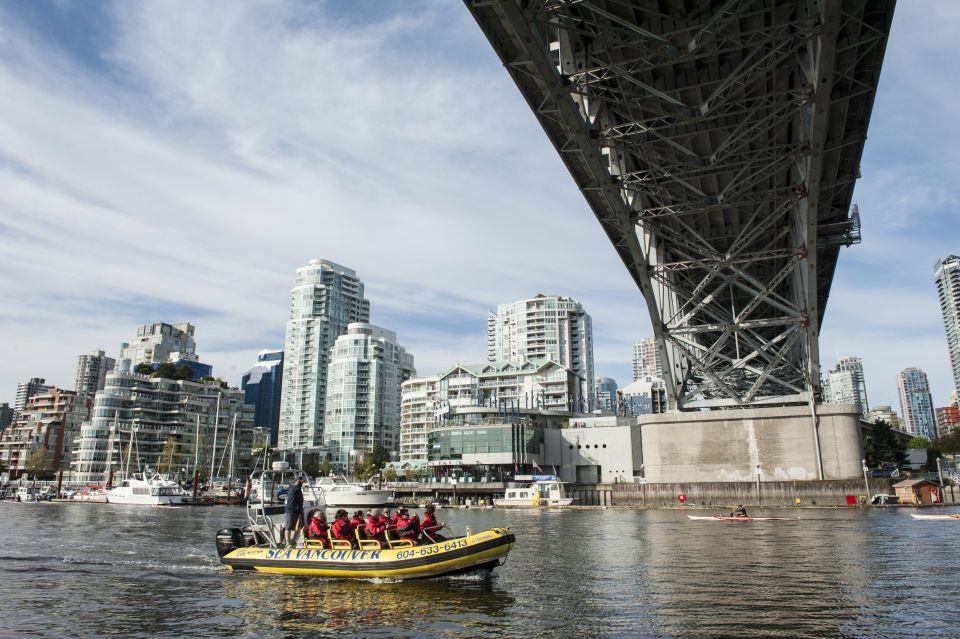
(220, 528, 514, 580)
(911, 514, 960, 520)
(687, 515, 800, 521)
(321, 491, 392, 508)
(493, 499, 574, 507)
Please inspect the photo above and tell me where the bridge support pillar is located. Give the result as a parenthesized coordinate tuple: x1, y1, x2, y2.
(638, 405, 862, 483)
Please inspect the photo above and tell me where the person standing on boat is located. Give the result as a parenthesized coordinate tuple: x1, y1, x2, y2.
(284, 477, 306, 546)
(730, 504, 748, 518)
(306, 510, 330, 548)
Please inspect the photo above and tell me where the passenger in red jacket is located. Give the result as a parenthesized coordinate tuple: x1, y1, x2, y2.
(420, 505, 445, 542)
(400, 512, 421, 542)
(350, 511, 365, 539)
(306, 510, 330, 548)
(390, 509, 403, 527)
(330, 509, 353, 544)
(365, 511, 385, 542)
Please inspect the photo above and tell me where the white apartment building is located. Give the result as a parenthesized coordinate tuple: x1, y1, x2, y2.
(71, 372, 256, 484)
(823, 356, 869, 415)
(399, 376, 439, 463)
(935, 255, 960, 394)
(279, 259, 370, 450)
(74, 350, 116, 398)
(896, 367, 935, 439)
(487, 294, 595, 410)
(14, 377, 50, 413)
(399, 358, 583, 464)
(632, 336, 663, 381)
(323, 323, 415, 469)
(119, 322, 198, 366)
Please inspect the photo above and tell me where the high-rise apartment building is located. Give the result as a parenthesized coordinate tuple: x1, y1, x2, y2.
(71, 372, 255, 484)
(822, 356, 869, 415)
(595, 377, 618, 413)
(241, 350, 284, 447)
(487, 294, 594, 409)
(632, 337, 663, 381)
(119, 322, 198, 366)
(935, 255, 960, 394)
(324, 324, 414, 468)
(74, 350, 116, 398)
(0, 403, 13, 433)
(897, 368, 935, 439)
(14, 377, 50, 414)
(399, 376, 440, 463)
(935, 405, 960, 438)
(278, 259, 370, 450)
(0, 388, 91, 478)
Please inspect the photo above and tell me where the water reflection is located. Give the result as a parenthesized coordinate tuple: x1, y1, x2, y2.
(223, 571, 514, 636)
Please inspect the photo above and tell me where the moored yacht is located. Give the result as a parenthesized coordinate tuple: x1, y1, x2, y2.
(494, 477, 575, 507)
(314, 474, 392, 508)
(105, 469, 188, 505)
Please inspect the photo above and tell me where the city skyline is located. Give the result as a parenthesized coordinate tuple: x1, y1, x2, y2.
(1, 2, 959, 412)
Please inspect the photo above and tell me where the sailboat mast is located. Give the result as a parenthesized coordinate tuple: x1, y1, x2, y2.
(209, 391, 221, 482)
(193, 414, 200, 476)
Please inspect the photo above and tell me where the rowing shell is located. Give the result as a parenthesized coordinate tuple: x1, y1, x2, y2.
(687, 515, 800, 521)
(911, 513, 960, 520)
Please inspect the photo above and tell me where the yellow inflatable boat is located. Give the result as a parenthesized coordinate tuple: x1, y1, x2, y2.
(216, 527, 515, 579)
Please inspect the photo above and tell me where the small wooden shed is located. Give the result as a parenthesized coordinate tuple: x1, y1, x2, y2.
(892, 479, 941, 505)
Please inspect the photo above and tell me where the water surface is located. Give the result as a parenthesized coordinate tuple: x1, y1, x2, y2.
(1, 503, 957, 638)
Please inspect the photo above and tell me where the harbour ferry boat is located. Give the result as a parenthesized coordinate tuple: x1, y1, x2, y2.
(105, 469, 188, 506)
(216, 462, 514, 579)
(315, 474, 392, 508)
(494, 476, 575, 507)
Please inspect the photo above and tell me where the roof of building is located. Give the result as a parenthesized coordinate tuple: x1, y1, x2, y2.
(892, 479, 939, 488)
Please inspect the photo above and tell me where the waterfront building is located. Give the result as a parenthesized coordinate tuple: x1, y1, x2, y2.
(546, 415, 643, 484)
(14, 377, 50, 414)
(324, 324, 415, 469)
(0, 403, 13, 433)
(119, 322, 198, 366)
(278, 259, 370, 450)
(399, 376, 440, 463)
(935, 405, 960, 438)
(595, 377, 618, 413)
(935, 255, 960, 393)
(74, 350, 116, 398)
(822, 356, 869, 415)
(867, 405, 902, 430)
(487, 294, 595, 410)
(632, 336, 663, 381)
(0, 388, 91, 478)
(897, 368, 936, 439)
(241, 350, 284, 447)
(70, 372, 255, 484)
(617, 376, 667, 415)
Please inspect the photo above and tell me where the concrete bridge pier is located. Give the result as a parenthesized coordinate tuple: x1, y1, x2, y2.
(638, 404, 863, 483)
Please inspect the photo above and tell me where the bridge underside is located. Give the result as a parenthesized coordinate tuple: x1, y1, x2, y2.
(467, 0, 895, 409)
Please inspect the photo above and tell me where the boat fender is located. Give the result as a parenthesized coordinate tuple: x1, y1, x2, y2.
(216, 527, 244, 558)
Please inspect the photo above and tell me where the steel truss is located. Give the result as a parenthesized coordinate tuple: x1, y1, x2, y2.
(467, 0, 894, 409)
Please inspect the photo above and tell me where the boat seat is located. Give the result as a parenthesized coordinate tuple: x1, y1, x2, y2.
(356, 527, 381, 550)
(385, 529, 415, 549)
(330, 538, 352, 550)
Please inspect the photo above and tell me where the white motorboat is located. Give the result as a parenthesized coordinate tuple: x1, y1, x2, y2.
(314, 474, 392, 508)
(494, 478, 575, 507)
(72, 487, 108, 503)
(13, 486, 41, 503)
(105, 469, 188, 506)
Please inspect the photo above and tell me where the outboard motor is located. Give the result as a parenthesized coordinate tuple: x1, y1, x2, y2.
(241, 526, 257, 547)
(216, 527, 245, 558)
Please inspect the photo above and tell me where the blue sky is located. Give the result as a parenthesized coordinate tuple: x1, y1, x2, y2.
(0, 1, 957, 414)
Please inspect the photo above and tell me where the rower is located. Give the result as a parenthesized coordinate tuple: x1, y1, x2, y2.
(730, 504, 748, 518)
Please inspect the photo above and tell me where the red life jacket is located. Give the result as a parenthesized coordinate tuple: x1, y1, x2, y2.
(331, 517, 351, 541)
(365, 516, 384, 540)
(350, 516, 364, 537)
(399, 515, 420, 540)
(422, 512, 440, 531)
(307, 519, 329, 547)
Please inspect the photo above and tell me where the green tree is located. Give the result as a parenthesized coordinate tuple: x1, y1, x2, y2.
(353, 458, 374, 481)
(133, 363, 154, 375)
(159, 436, 178, 473)
(369, 443, 390, 473)
(864, 420, 907, 467)
(174, 364, 194, 381)
(383, 467, 398, 482)
(937, 429, 960, 454)
(319, 459, 332, 477)
(908, 436, 931, 449)
(155, 362, 178, 379)
(24, 445, 50, 479)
